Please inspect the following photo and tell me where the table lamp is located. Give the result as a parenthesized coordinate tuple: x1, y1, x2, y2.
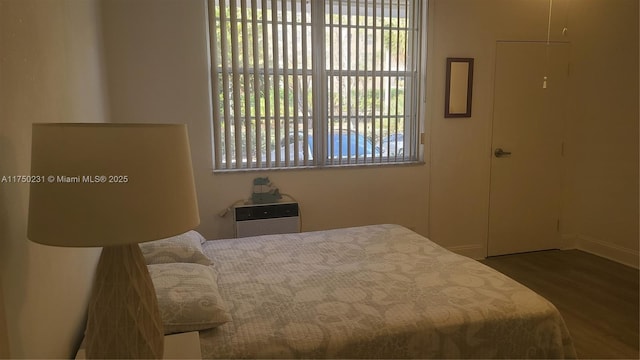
(27, 123, 200, 359)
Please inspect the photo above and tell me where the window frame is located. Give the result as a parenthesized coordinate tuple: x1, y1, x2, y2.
(207, 0, 427, 171)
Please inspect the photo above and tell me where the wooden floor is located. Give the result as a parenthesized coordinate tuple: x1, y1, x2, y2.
(480, 250, 639, 359)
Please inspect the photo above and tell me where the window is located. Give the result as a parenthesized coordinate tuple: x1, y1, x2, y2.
(208, 0, 425, 170)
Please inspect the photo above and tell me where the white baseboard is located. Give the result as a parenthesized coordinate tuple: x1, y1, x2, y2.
(562, 233, 639, 269)
(447, 244, 486, 260)
(448, 236, 638, 268)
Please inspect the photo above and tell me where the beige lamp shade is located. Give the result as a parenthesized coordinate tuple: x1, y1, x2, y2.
(28, 123, 200, 246)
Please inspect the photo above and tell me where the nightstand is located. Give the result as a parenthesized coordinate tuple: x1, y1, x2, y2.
(75, 331, 201, 359)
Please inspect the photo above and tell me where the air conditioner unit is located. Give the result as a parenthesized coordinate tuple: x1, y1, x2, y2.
(234, 202, 300, 238)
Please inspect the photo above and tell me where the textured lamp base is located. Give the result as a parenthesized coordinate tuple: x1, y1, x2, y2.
(85, 244, 164, 359)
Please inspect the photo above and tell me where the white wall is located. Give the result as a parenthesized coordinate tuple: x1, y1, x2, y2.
(428, 0, 572, 258)
(0, 0, 107, 357)
(0, 278, 8, 358)
(99, 0, 430, 240)
(428, 0, 638, 265)
(562, 0, 639, 268)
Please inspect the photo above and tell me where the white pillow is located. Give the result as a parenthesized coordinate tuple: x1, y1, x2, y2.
(148, 263, 231, 334)
(191, 229, 207, 244)
(140, 230, 212, 266)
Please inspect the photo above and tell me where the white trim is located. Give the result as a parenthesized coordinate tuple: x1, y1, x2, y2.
(559, 233, 638, 269)
(560, 233, 578, 250)
(446, 244, 485, 260)
(574, 234, 639, 269)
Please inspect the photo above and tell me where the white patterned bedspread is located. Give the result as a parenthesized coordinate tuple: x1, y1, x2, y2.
(200, 224, 576, 359)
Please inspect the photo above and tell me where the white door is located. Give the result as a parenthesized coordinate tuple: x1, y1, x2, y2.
(487, 42, 570, 257)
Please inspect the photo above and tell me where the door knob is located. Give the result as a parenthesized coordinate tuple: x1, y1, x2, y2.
(494, 148, 512, 158)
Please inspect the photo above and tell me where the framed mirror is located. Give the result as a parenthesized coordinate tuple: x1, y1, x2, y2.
(445, 58, 474, 118)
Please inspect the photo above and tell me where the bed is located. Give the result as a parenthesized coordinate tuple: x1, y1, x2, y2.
(189, 224, 576, 359)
